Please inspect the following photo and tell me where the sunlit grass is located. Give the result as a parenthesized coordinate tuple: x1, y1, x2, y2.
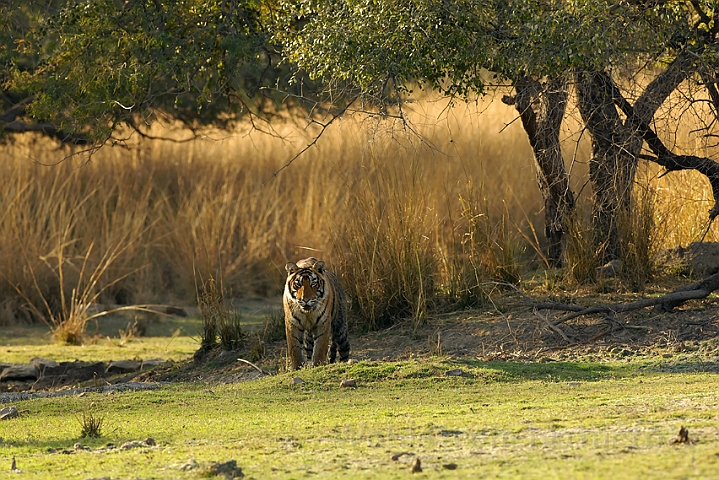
(0, 317, 202, 364)
(0, 94, 718, 333)
(3, 360, 718, 479)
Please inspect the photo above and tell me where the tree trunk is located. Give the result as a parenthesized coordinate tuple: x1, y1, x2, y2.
(576, 70, 635, 263)
(575, 53, 696, 263)
(504, 76, 574, 267)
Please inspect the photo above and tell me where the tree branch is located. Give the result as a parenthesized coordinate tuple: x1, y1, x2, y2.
(607, 73, 719, 220)
(2, 120, 90, 144)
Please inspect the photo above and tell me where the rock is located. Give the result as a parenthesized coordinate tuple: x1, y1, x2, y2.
(442, 463, 458, 470)
(165, 306, 189, 317)
(410, 457, 422, 473)
(206, 460, 244, 479)
(180, 459, 199, 471)
(339, 379, 357, 388)
(37, 361, 107, 388)
(120, 440, 146, 450)
(445, 368, 464, 377)
(657, 242, 719, 277)
(106, 360, 142, 374)
(0, 406, 19, 420)
(292, 377, 304, 385)
(0, 364, 38, 381)
(596, 259, 623, 277)
(31, 357, 58, 369)
(141, 358, 167, 369)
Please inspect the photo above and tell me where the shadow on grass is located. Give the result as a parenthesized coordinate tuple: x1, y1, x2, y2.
(456, 358, 623, 382)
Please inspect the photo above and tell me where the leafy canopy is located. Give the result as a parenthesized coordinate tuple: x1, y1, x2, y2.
(1, 1, 716, 145)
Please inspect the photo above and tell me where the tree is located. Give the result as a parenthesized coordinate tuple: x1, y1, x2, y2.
(5, 0, 719, 271)
(2, 0, 288, 148)
(276, 0, 719, 267)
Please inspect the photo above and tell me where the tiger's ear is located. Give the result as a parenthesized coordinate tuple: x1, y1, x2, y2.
(285, 262, 298, 275)
(314, 261, 326, 274)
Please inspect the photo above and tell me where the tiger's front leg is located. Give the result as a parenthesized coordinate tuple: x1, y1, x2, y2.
(285, 323, 305, 371)
(310, 328, 331, 367)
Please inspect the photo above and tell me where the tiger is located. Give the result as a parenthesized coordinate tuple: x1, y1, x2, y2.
(283, 257, 350, 370)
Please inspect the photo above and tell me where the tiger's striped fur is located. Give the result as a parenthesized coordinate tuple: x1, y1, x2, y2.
(283, 257, 350, 370)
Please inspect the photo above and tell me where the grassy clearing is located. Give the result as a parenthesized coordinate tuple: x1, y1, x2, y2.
(0, 300, 280, 364)
(2, 359, 718, 479)
(0, 316, 202, 364)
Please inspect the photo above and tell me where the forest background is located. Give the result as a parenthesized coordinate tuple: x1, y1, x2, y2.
(0, 1, 718, 339)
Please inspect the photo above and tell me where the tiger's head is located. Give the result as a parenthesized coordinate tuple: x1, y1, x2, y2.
(285, 258, 327, 313)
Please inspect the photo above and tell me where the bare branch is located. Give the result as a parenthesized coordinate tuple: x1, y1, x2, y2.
(262, 93, 361, 185)
(607, 73, 719, 220)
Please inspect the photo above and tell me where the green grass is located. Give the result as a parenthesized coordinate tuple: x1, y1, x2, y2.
(0, 316, 203, 364)
(2, 359, 718, 479)
(0, 304, 277, 364)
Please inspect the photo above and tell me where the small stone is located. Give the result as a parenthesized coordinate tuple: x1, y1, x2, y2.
(672, 426, 690, 444)
(0, 364, 39, 381)
(140, 358, 167, 369)
(596, 259, 622, 277)
(410, 457, 422, 473)
(144, 437, 156, 446)
(120, 440, 144, 450)
(339, 379, 357, 388)
(0, 406, 19, 420)
(73, 442, 83, 450)
(391, 452, 412, 461)
(445, 368, 464, 377)
(207, 460, 244, 478)
(292, 377, 305, 385)
(180, 459, 199, 471)
(105, 360, 142, 374)
(442, 463, 458, 470)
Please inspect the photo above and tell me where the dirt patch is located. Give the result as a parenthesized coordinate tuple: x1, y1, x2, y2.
(8, 291, 719, 389)
(136, 292, 719, 384)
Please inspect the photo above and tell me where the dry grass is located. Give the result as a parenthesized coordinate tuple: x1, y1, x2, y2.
(0, 93, 717, 333)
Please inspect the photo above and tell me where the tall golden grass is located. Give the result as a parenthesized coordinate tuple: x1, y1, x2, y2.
(0, 94, 717, 332)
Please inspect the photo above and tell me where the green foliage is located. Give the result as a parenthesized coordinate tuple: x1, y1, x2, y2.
(276, 0, 493, 99)
(5, 0, 273, 144)
(276, 0, 698, 103)
(2, 0, 714, 146)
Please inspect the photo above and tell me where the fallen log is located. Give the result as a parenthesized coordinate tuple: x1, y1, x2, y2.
(534, 271, 719, 325)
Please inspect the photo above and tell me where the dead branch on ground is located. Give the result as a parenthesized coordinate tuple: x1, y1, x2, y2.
(531, 272, 719, 326)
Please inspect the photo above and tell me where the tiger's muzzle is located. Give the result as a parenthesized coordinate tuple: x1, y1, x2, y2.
(298, 298, 318, 312)
(297, 277, 319, 312)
